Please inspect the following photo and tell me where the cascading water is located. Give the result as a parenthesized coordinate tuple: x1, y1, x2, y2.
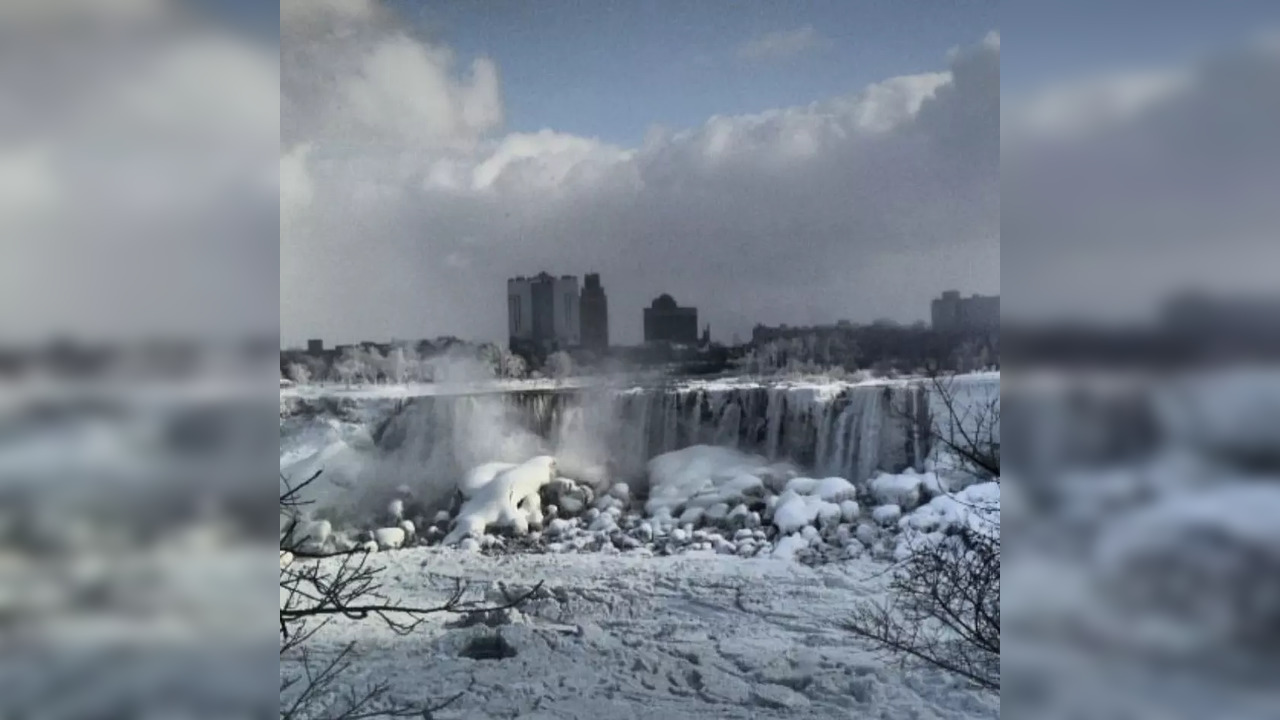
(327, 381, 932, 494)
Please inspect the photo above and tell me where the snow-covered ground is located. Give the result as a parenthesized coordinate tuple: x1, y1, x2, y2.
(279, 372, 1001, 717)
(282, 548, 999, 720)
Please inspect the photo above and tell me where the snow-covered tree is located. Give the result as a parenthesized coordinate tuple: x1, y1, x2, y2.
(386, 346, 410, 383)
(497, 348, 528, 379)
(333, 348, 365, 386)
(545, 351, 574, 379)
(287, 362, 311, 386)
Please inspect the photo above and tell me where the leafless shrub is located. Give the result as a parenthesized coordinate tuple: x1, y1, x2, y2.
(924, 372, 1000, 479)
(851, 373, 1000, 692)
(279, 470, 541, 720)
(846, 526, 1000, 691)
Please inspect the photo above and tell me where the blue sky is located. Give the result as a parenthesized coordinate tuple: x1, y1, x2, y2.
(392, 0, 999, 146)
(1001, 0, 1280, 91)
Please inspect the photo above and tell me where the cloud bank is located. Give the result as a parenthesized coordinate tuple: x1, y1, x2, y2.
(1002, 34, 1280, 323)
(281, 2, 999, 346)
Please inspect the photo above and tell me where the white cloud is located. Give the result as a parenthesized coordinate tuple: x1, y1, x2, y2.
(737, 26, 830, 62)
(282, 15, 999, 346)
(1, 11, 279, 341)
(282, 0, 501, 153)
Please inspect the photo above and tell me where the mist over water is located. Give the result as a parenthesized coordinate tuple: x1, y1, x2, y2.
(278, 371, 961, 534)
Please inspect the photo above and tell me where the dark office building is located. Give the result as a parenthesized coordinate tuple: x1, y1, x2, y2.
(307, 339, 324, 354)
(580, 273, 609, 350)
(643, 294, 698, 344)
(931, 290, 999, 334)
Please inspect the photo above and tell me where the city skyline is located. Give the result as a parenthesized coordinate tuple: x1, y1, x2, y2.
(286, 282, 994, 351)
(281, 1, 999, 349)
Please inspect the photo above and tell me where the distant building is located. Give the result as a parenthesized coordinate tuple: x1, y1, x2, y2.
(579, 273, 609, 350)
(931, 290, 999, 334)
(643, 294, 698, 344)
(508, 272, 580, 351)
(307, 339, 323, 354)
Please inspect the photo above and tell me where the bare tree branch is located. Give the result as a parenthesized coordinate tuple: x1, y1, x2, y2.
(280, 470, 538, 719)
(851, 372, 1000, 693)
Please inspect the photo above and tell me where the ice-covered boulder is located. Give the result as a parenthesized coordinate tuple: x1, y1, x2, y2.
(814, 477, 858, 503)
(374, 527, 406, 550)
(458, 461, 518, 498)
(870, 472, 925, 511)
(542, 476, 594, 517)
(444, 456, 558, 545)
(397, 519, 416, 542)
(283, 516, 331, 553)
(772, 490, 842, 535)
(646, 445, 789, 519)
(871, 504, 902, 526)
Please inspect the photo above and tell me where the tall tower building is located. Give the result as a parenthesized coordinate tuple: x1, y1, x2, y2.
(579, 273, 609, 350)
(508, 272, 580, 351)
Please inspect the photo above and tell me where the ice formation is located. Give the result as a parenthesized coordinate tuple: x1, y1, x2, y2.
(444, 456, 559, 545)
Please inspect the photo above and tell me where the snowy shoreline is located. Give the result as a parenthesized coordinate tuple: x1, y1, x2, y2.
(281, 547, 1000, 720)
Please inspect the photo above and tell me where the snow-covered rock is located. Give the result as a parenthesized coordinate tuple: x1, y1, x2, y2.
(374, 527, 406, 550)
(870, 472, 924, 511)
(546, 518, 575, 537)
(772, 491, 842, 535)
(444, 456, 558, 545)
(871, 504, 902, 526)
(285, 517, 331, 552)
(398, 519, 416, 542)
(855, 522, 879, 548)
(646, 446, 787, 519)
(814, 477, 858, 503)
(459, 461, 518, 498)
(772, 534, 809, 560)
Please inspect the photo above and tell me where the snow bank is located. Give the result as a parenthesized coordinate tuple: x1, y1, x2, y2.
(286, 550, 1000, 720)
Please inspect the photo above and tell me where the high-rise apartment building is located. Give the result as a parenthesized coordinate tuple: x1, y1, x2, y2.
(579, 273, 609, 350)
